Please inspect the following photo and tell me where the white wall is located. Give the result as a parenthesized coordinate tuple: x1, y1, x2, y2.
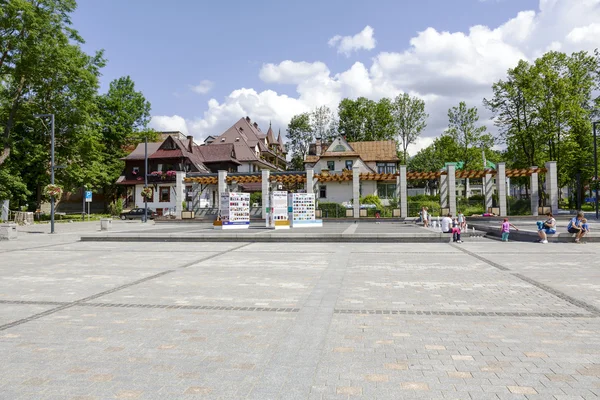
(134, 183, 179, 215)
(312, 157, 370, 173)
(315, 180, 380, 204)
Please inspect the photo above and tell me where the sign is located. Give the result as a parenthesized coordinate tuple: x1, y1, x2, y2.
(585, 197, 597, 203)
(85, 191, 92, 203)
(444, 161, 464, 170)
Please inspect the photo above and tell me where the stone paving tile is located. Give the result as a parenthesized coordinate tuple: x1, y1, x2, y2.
(0, 241, 599, 399)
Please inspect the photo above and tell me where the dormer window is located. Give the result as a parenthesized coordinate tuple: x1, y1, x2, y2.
(235, 137, 239, 142)
(221, 138, 226, 142)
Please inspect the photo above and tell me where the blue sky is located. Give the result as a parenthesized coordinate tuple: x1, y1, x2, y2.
(71, 0, 598, 152)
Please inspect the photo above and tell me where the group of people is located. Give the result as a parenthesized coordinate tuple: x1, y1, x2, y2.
(419, 206, 591, 244)
(535, 211, 590, 244)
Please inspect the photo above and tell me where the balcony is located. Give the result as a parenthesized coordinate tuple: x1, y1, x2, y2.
(147, 171, 177, 183)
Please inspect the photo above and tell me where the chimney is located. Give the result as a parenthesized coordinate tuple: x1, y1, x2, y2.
(187, 135, 194, 151)
(253, 122, 259, 130)
(316, 137, 322, 156)
(245, 116, 251, 123)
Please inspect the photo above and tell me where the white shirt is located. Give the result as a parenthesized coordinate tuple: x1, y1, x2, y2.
(441, 217, 452, 232)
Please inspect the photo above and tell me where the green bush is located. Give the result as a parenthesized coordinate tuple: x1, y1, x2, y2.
(469, 194, 485, 201)
(317, 202, 345, 218)
(250, 192, 262, 206)
(360, 194, 383, 209)
(508, 198, 530, 215)
(409, 194, 440, 201)
(108, 198, 123, 216)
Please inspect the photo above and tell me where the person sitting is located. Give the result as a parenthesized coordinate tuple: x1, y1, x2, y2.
(441, 213, 462, 243)
(567, 211, 587, 244)
(536, 212, 556, 244)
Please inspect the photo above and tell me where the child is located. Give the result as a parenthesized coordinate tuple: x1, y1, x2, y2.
(501, 218, 519, 242)
(457, 211, 466, 230)
(422, 207, 429, 228)
(582, 218, 590, 236)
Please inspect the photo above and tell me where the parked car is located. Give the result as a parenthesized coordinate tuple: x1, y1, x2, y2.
(120, 208, 157, 220)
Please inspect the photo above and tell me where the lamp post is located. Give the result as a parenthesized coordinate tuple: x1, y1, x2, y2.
(594, 121, 599, 219)
(34, 114, 56, 234)
(131, 136, 149, 222)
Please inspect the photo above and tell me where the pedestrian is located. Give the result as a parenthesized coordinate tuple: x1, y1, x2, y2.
(422, 207, 429, 228)
(458, 210, 466, 230)
(567, 211, 587, 244)
(441, 213, 462, 243)
(536, 212, 556, 244)
(581, 218, 590, 232)
(500, 218, 519, 242)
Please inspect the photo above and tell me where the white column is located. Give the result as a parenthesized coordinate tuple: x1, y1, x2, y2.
(447, 164, 456, 216)
(440, 172, 448, 209)
(530, 166, 539, 216)
(545, 161, 558, 214)
(484, 173, 493, 212)
(175, 171, 185, 219)
(398, 165, 407, 218)
(305, 169, 314, 194)
(353, 162, 360, 218)
(497, 162, 507, 216)
(465, 178, 470, 198)
(262, 170, 270, 219)
(217, 170, 227, 212)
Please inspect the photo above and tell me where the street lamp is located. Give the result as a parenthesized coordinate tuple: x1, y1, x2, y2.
(594, 121, 599, 219)
(34, 114, 56, 234)
(130, 136, 149, 222)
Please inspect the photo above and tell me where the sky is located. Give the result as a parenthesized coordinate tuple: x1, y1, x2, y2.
(71, 0, 600, 154)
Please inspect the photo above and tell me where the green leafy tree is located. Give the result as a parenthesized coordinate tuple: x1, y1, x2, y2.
(286, 112, 313, 168)
(391, 93, 428, 164)
(338, 97, 394, 141)
(310, 105, 337, 142)
(445, 101, 492, 170)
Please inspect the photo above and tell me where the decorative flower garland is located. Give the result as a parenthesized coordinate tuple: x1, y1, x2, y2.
(165, 170, 176, 177)
(141, 187, 153, 198)
(44, 184, 63, 198)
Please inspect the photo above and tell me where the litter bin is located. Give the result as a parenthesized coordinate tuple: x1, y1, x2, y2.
(100, 218, 112, 231)
(0, 223, 17, 240)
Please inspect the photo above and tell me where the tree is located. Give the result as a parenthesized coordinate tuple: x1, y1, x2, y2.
(286, 112, 313, 167)
(1, 0, 97, 166)
(391, 93, 428, 164)
(338, 97, 395, 142)
(310, 105, 337, 142)
(408, 136, 460, 172)
(95, 76, 154, 205)
(445, 101, 492, 170)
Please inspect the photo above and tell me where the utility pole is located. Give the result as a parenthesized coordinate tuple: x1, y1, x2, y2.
(594, 121, 598, 219)
(144, 136, 148, 223)
(34, 114, 56, 234)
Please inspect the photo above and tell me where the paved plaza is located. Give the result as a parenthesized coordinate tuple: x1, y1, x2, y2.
(1, 223, 600, 399)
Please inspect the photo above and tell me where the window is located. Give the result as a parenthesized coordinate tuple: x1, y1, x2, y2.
(319, 185, 327, 199)
(327, 161, 335, 170)
(377, 184, 397, 199)
(159, 186, 170, 202)
(345, 160, 353, 170)
(377, 162, 397, 174)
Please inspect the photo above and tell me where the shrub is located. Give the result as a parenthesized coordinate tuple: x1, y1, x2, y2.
(317, 202, 345, 218)
(108, 198, 124, 216)
(360, 194, 383, 209)
(250, 192, 262, 206)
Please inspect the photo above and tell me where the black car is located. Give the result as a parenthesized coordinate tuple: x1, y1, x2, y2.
(119, 208, 157, 220)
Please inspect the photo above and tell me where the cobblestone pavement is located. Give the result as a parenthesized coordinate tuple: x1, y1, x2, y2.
(0, 237, 599, 399)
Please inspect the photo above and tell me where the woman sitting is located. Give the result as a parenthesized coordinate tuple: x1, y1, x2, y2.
(536, 212, 556, 244)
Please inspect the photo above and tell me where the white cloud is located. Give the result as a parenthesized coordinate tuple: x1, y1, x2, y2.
(328, 25, 376, 57)
(149, 115, 189, 135)
(153, 0, 600, 156)
(190, 80, 214, 94)
(259, 61, 330, 84)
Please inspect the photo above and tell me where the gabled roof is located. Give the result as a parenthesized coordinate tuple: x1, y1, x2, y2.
(209, 116, 287, 166)
(197, 143, 241, 165)
(304, 137, 399, 165)
(122, 142, 162, 160)
(349, 140, 399, 162)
